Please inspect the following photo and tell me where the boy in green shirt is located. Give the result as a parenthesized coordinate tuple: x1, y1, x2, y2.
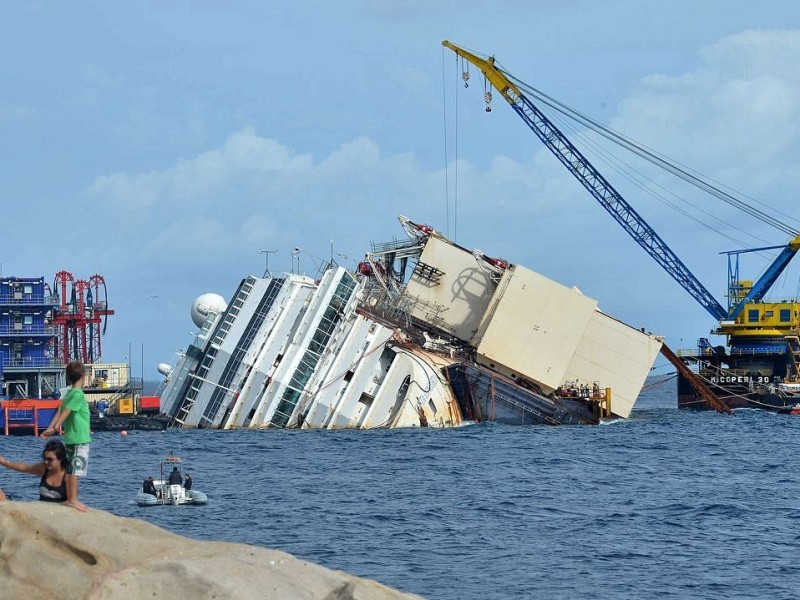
(42, 361, 91, 511)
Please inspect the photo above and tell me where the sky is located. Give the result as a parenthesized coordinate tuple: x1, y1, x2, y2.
(3, 1, 800, 379)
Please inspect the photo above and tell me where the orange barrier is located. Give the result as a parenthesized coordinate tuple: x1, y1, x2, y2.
(1, 400, 61, 436)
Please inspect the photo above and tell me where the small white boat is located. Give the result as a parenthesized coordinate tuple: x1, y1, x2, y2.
(135, 453, 208, 507)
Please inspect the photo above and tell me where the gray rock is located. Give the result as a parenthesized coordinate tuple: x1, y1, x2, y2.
(0, 502, 425, 600)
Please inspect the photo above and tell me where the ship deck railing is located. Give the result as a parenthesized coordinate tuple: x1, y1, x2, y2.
(0, 294, 60, 306)
(369, 238, 423, 255)
(1, 357, 65, 369)
(676, 348, 790, 358)
(0, 325, 59, 336)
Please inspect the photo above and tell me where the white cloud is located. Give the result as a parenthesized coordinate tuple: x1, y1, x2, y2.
(137, 214, 279, 271)
(87, 170, 163, 210)
(318, 136, 381, 174)
(699, 29, 800, 80)
(79, 28, 800, 234)
(86, 127, 315, 210)
(0, 105, 38, 121)
(614, 29, 800, 187)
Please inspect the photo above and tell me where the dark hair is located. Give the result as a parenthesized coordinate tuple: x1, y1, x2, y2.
(65, 361, 86, 385)
(42, 440, 69, 470)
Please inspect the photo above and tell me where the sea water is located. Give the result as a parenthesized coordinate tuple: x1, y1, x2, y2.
(2, 376, 799, 600)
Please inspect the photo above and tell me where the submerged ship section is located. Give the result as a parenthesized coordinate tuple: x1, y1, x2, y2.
(160, 217, 662, 430)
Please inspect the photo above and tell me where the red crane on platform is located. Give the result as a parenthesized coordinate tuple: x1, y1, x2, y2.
(51, 271, 114, 365)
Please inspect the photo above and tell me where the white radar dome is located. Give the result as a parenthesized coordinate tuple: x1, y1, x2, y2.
(191, 292, 228, 327)
(157, 363, 173, 377)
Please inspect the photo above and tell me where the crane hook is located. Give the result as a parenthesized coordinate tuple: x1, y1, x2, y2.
(484, 90, 492, 112)
(462, 71, 470, 88)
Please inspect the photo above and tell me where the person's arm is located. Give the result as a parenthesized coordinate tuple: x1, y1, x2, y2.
(42, 407, 71, 439)
(0, 456, 46, 476)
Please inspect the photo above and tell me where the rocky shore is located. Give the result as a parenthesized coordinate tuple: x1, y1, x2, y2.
(0, 502, 424, 600)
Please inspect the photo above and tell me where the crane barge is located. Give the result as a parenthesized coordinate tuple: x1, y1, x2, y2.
(442, 40, 800, 413)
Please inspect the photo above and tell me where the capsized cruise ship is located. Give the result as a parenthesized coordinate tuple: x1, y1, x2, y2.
(159, 217, 662, 429)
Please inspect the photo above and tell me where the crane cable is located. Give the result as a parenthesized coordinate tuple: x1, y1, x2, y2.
(496, 65, 800, 237)
(515, 72, 799, 235)
(441, 46, 450, 238)
(545, 108, 773, 250)
(454, 57, 460, 242)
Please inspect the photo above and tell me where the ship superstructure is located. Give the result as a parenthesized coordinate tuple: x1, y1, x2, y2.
(162, 266, 465, 430)
(160, 217, 662, 430)
(0, 276, 62, 400)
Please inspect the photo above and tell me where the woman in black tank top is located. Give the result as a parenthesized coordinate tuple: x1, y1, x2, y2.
(0, 440, 68, 503)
